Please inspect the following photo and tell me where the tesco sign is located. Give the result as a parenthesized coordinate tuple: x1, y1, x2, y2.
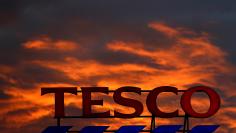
(41, 86, 221, 133)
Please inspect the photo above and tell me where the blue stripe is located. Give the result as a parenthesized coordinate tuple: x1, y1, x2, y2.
(115, 126, 145, 133)
(153, 125, 183, 133)
(189, 125, 220, 133)
(80, 126, 109, 133)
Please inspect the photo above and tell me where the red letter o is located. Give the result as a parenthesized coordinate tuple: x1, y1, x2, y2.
(181, 86, 221, 118)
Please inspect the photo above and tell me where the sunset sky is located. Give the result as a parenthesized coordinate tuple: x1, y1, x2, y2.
(0, 0, 236, 132)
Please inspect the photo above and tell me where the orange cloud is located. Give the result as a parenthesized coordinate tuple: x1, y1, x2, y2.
(31, 57, 157, 82)
(148, 22, 180, 37)
(23, 37, 78, 51)
(107, 22, 233, 90)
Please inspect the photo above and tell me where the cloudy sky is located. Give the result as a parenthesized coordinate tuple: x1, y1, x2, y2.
(0, 0, 236, 132)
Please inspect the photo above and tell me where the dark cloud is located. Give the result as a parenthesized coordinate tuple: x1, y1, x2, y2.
(1, 0, 236, 67)
(0, 0, 21, 25)
(9, 64, 77, 89)
(0, 90, 11, 99)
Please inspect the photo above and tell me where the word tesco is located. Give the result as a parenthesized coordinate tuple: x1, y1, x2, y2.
(41, 86, 221, 118)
